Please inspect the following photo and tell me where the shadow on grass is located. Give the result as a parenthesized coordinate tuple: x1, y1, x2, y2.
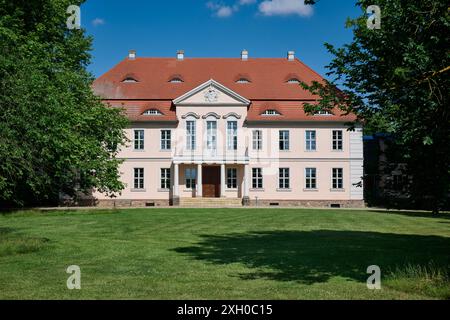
(367, 209, 450, 220)
(173, 230, 450, 284)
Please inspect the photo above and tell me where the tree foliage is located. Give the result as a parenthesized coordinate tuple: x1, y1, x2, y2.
(301, 0, 450, 212)
(0, 0, 128, 207)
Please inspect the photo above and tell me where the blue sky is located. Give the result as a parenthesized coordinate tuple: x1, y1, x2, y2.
(82, 0, 362, 79)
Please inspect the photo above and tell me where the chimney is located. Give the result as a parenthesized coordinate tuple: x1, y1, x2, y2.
(287, 50, 295, 61)
(177, 50, 185, 61)
(128, 50, 136, 60)
(241, 49, 248, 61)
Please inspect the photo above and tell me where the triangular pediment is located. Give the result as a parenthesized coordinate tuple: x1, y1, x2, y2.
(173, 79, 250, 106)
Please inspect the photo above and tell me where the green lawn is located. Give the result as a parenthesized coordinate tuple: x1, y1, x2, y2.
(0, 208, 449, 300)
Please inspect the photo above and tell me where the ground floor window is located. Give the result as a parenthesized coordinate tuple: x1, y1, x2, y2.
(305, 168, 317, 189)
(227, 168, 237, 189)
(185, 168, 197, 189)
(252, 168, 263, 189)
(332, 168, 343, 189)
(279, 168, 290, 189)
(134, 168, 144, 189)
(160, 168, 171, 189)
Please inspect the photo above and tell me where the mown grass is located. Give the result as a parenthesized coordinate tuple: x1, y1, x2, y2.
(0, 208, 448, 300)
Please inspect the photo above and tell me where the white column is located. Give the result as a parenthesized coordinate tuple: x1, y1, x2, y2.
(197, 164, 202, 197)
(220, 164, 226, 198)
(174, 163, 179, 197)
(243, 164, 249, 198)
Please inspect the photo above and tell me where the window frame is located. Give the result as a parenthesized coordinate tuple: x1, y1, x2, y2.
(185, 167, 197, 189)
(252, 130, 263, 151)
(332, 168, 344, 190)
(160, 130, 172, 150)
(252, 168, 263, 189)
(305, 130, 317, 151)
(279, 130, 290, 151)
(227, 120, 238, 151)
(134, 129, 145, 151)
(226, 168, 238, 189)
(305, 167, 317, 189)
(186, 120, 196, 151)
(278, 168, 290, 189)
(206, 120, 217, 152)
(133, 168, 144, 190)
(332, 130, 343, 151)
(160, 168, 171, 190)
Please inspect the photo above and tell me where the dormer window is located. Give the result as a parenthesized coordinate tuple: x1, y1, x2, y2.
(287, 78, 300, 84)
(122, 77, 138, 83)
(236, 78, 250, 84)
(314, 110, 333, 115)
(262, 110, 281, 116)
(143, 109, 163, 116)
(169, 78, 184, 83)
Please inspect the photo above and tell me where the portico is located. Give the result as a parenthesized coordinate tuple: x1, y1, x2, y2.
(172, 161, 250, 204)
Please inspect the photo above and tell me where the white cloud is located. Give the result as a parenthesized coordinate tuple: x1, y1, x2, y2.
(216, 6, 234, 17)
(92, 18, 105, 26)
(207, 0, 257, 18)
(239, 0, 257, 4)
(258, 0, 313, 17)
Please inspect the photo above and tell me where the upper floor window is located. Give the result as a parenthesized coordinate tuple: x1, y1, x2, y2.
(332, 168, 343, 189)
(134, 129, 144, 150)
(262, 109, 281, 116)
(305, 168, 317, 189)
(236, 78, 250, 84)
(206, 121, 217, 151)
(143, 109, 163, 116)
(279, 130, 290, 151)
(161, 130, 171, 150)
(305, 130, 317, 151)
(227, 121, 238, 150)
(252, 130, 262, 150)
(122, 77, 138, 83)
(227, 168, 237, 189)
(332, 130, 343, 151)
(160, 168, 171, 190)
(279, 168, 290, 189)
(185, 168, 197, 189)
(252, 168, 263, 189)
(169, 78, 184, 83)
(134, 168, 144, 189)
(186, 120, 196, 150)
(287, 78, 300, 84)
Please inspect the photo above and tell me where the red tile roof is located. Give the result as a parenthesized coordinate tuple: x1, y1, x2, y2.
(93, 57, 322, 100)
(93, 57, 355, 123)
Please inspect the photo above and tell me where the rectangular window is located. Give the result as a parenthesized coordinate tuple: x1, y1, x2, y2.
(332, 168, 343, 189)
(227, 168, 237, 189)
(206, 121, 217, 151)
(160, 168, 171, 189)
(185, 168, 197, 189)
(332, 130, 343, 151)
(186, 121, 196, 150)
(161, 130, 171, 150)
(227, 121, 238, 150)
(279, 130, 290, 151)
(305, 168, 317, 189)
(134, 168, 144, 189)
(252, 168, 263, 189)
(279, 168, 290, 189)
(306, 130, 317, 151)
(252, 130, 262, 150)
(134, 130, 144, 150)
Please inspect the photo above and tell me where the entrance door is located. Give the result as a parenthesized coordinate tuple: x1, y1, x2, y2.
(202, 166, 220, 198)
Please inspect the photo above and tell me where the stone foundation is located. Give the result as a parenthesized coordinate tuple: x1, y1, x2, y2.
(95, 199, 170, 208)
(249, 199, 365, 208)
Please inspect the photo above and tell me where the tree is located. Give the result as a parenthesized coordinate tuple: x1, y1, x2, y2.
(301, 0, 450, 213)
(0, 0, 128, 207)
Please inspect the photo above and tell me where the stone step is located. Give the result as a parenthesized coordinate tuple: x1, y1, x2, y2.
(179, 198, 242, 207)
